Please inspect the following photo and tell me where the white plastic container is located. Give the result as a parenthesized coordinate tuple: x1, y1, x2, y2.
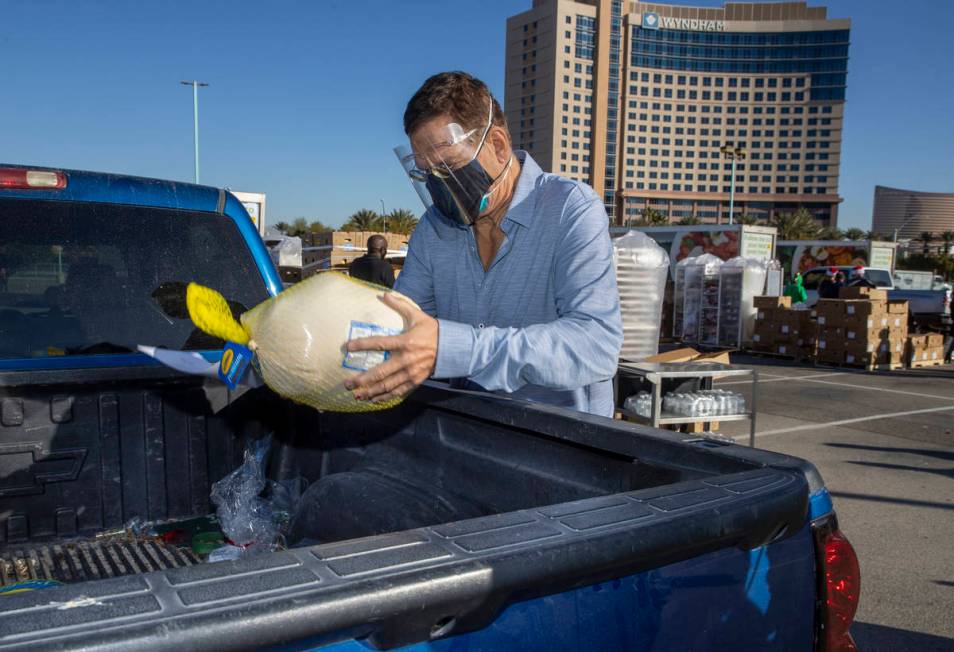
(613, 231, 670, 361)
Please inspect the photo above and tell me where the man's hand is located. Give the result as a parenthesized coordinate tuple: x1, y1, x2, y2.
(343, 293, 438, 403)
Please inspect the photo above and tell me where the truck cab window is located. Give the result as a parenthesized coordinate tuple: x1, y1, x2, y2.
(0, 199, 269, 359)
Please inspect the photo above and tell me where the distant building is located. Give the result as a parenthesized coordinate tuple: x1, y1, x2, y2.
(505, 1, 850, 226)
(872, 185, 954, 245)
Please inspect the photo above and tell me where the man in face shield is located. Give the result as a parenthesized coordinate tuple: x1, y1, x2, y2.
(344, 71, 622, 416)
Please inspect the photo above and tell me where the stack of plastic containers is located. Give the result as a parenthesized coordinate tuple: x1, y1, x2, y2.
(718, 257, 770, 347)
(677, 254, 723, 344)
(613, 231, 670, 361)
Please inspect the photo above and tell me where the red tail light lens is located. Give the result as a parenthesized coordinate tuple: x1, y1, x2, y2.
(0, 168, 67, 189)
(815, 522, 861, 651)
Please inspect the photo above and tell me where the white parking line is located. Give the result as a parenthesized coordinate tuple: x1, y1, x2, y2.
(732, 404, 954, 440)
(755, 375, 954, 402)
(718, 371, 844, 386)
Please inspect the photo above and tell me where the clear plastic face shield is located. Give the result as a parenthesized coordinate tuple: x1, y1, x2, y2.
(394, 101, 514, 226)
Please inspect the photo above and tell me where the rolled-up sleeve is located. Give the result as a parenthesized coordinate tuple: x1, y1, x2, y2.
(433, 186, 623, 391)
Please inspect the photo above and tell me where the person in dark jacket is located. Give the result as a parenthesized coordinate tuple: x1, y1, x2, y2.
(818, 267, 839, 299)
(847, 265, 876, 288)
(348, 235, 395, 288)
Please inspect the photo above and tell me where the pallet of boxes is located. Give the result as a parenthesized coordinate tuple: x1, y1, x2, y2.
(906, 332, 945, 368)
(750, 296, 817, 361)
(815, 287, 908, 371)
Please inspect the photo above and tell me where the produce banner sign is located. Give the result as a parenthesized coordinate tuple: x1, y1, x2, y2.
(739, 232, 775, 260)
(670, 230, 740, 263)
(777, 244, 869, 276)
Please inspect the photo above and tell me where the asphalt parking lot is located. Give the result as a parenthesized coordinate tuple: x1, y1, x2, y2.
(715, 356, 954, 651)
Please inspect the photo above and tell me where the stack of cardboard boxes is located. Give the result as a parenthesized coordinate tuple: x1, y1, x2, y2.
(814, 287, 908, 369)
(751, 296, 816, 360)
(749, 287, 915, 369)
(906, 333, 945, 367)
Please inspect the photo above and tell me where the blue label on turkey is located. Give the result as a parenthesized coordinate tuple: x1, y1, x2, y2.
(218, 341, 253, 389)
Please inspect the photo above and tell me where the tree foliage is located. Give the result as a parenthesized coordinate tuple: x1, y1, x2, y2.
(341, 209, 381, 232)
(842, 227, 865, 240)
(771, 207, 821, 240)
(635, 207, 668, 226)
(737, 214, 760, 225)
(384, 209, 419, 235)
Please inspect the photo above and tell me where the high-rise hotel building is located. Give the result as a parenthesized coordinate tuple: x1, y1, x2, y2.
(504, 1, 850, 225)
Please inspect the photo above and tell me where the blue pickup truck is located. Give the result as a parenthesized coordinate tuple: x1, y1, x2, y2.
(0, 165, 860, 651)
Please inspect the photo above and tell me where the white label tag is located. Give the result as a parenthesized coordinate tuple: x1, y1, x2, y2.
(818, 316, 827, 325)
(846, 354, 856, 363)
(847, 331, 857, 340)
(753, 334, 761, 342)
(820, 340, 827, 350)
(778, 345, 787, 354)
(342, 321, 402, 372)
(847, 305, 856, 315)
(781, 325, 790, 334)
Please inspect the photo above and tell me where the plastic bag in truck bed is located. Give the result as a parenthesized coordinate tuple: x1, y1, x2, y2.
(184, 271, 417, 412)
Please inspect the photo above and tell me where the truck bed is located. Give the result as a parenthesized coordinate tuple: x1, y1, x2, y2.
(0, 365, 817, 650)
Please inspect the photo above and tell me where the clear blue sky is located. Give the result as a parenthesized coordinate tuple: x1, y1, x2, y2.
(4, 0, 952, 229)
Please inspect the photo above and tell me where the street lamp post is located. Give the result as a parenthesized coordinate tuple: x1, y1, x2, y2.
(893, 212, 921, 243)
(180, 81, 209, 183)
(720, 144, 746, 225)
(380, 199, 387, 233)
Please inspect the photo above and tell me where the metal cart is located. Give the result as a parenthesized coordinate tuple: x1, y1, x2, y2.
(617, 361, 759, 447)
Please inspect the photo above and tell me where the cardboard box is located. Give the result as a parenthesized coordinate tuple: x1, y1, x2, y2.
(754, 295, 792, 310)
(887, 300, 909, 315)
(815, 300, 844, 327)
(774, 343, 795, 356)
(843, 300, 887, 319)
(926, 333, 945, 348)
(843, 314, 889, 331)
(844, 326, 889, 342)
(816, 332, 845, 352)
(838, 286, 889, 302)
(643, 348, 732, 365)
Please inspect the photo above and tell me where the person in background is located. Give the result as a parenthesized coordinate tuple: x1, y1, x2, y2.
(347, 235, 395, 288)
(832, 271, 847, 297)
(818, 267, 839, 299)
(343, 71, 622, 416)
(784, 272, 808, 304)
(847, 265, 876, 288)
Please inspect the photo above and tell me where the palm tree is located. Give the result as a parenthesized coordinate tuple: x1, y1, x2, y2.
(819, 227, 845, 240)
(342, 209, 381, 232)
(865, 230, 887, 241)
(737, 213, 760, 225)
(273, 221, 290, 233)
(385, 209, 419, 235)
(676, 216, 701, 225)
(920, 231, 934, 256)
(638, 207, 668, 226)
(842, 228, 865, 240)
(771, 208, 821, 240)
(288, 217, 310, 237)
(941, 231, 954, 257)
(309, 220, 332, 233)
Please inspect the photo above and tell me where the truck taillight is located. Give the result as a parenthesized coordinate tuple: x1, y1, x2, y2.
(814, 518, 861, 651)
(0, 168, 67, 189)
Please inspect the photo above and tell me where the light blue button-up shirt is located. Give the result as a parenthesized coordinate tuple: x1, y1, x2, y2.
(395, 152, 622, 416)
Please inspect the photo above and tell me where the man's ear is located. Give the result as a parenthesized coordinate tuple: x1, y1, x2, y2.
(487, 126, 512, 166)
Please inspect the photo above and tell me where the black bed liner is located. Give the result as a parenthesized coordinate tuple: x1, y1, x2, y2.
(0, 372, 817, 650)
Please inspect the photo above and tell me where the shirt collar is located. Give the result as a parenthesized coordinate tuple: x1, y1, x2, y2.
(503, 150, 542, 228)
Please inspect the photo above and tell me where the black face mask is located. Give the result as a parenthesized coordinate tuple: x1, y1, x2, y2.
(425, 159, 495, 227)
